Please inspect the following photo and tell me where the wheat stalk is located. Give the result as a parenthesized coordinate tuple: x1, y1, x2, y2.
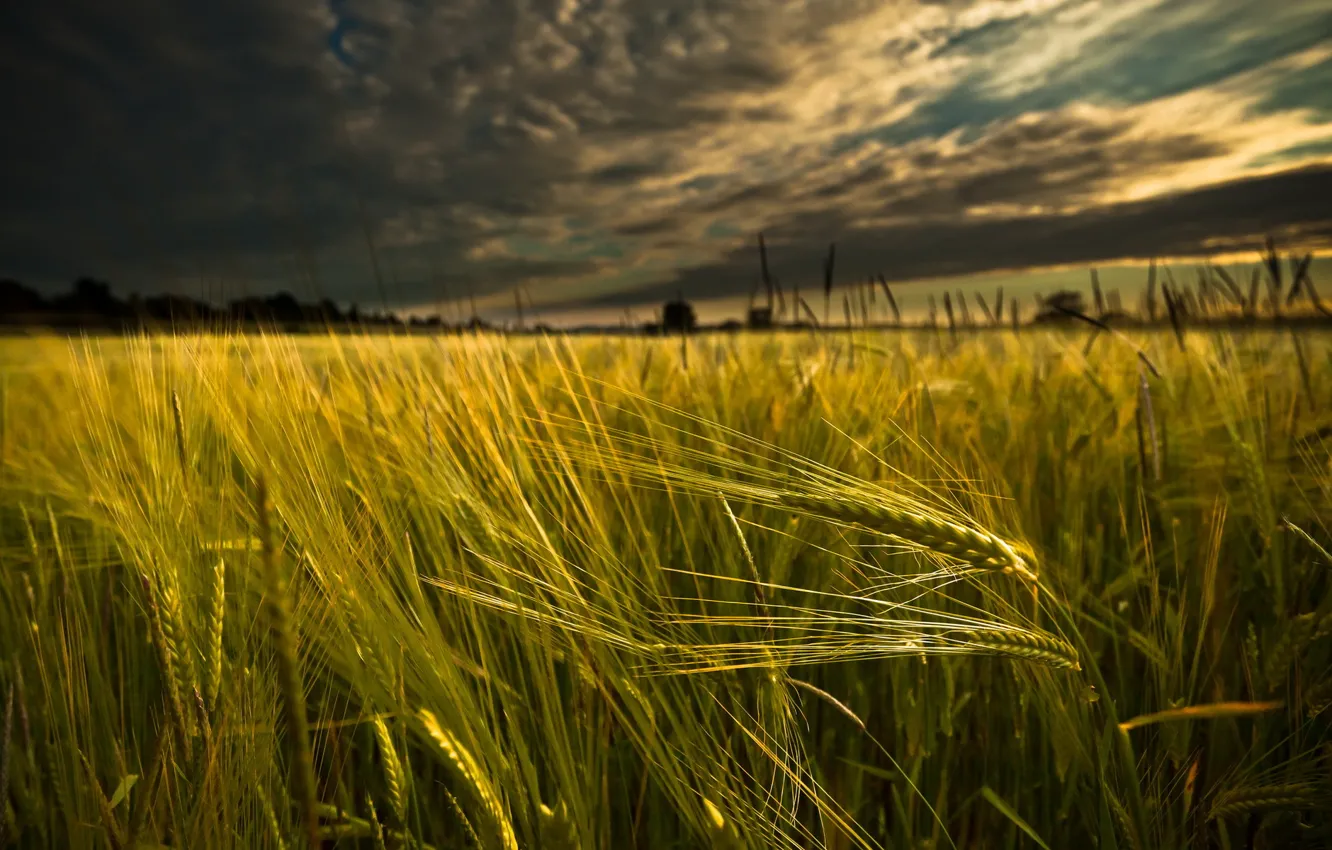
(257, 476, 320, 850)
(0, 682, 12, 849)
(256, 782, 290, 850)
(79, 748, 127, 850)
(127, 717, 167, 847)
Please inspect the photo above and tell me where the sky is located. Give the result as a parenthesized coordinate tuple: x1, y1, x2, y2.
(1, 0, 1330, 325)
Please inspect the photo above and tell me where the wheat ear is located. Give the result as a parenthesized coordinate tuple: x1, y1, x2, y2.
(1208, 783, 1325, 820)
(204, 558, 226, 713)
(417, 708, 517, 850)
(142, 576, 191, 755)
(365, 792, 389, 850)
(170, 389, 189, 482)
(963, 629, 1081, 670)
(371, 713, 409, 825)
(783, 493, 1037, 581)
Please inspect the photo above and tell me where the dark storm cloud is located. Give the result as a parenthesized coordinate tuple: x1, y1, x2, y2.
(0, 0, 1329, 315)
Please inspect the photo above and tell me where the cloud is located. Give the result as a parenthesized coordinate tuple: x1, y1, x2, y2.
(549, 163, 1332, 313)
(1, 0, 1329, 317)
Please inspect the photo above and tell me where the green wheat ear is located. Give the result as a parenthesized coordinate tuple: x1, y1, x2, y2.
(1208, 783, 1326, 821)
(204, 558, 226, 714)
(963, 629, 1081, 670)
(371, 713, 409, 826)
(782, 491, 1038, 581)
(416, 708, 517, 850)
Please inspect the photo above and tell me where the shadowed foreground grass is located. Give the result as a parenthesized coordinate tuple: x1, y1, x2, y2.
(0, 328, 1329, 849)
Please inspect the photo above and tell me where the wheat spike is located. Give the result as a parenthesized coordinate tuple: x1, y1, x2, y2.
(1208, 783, 1325, 820)
(372, 713, 409, 825)
(334, 571, 394, 689)
(157, 574, 197, 700)
(365, 793, 389, 850)
(1106, 790, 1141, 850)
(783, 492, 1037, 581)
(142, 576, 191, 754)
(170, 389, 189, 482)
(443, 787, 483, 849)
(417, 708, 517, 850)
(964, 629, 1081, 670)
(204, 558, 226, 713)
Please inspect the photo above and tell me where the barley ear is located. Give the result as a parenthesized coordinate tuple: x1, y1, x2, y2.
(1106, 790, 1141, 850)
(417, 708, 517, 850)
(170, 389, 189, 482)
(443, 787, 482, 849)
(783, 492, 1038, 582)
(371, 713, 409, 825)
(365, 792, 389, 850)
(159, 573, 197, 705)
(205, 558, 226, 713)
(334, 571, 394, 690)
(1208, 783, 1326, 821)
(142, 576, 191, 756)
(964, 629, 1081, 670)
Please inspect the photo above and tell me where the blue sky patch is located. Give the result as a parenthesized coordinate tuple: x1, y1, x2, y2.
(833, 6, 1332, 158)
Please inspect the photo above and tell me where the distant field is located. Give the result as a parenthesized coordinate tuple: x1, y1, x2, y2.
(1, 328, 1329, 849)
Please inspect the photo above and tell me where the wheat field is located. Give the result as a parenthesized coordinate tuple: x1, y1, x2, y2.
(0, 326, 1329, 849)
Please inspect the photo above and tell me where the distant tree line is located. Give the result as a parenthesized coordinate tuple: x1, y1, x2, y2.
(0, 277, 489, 332)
